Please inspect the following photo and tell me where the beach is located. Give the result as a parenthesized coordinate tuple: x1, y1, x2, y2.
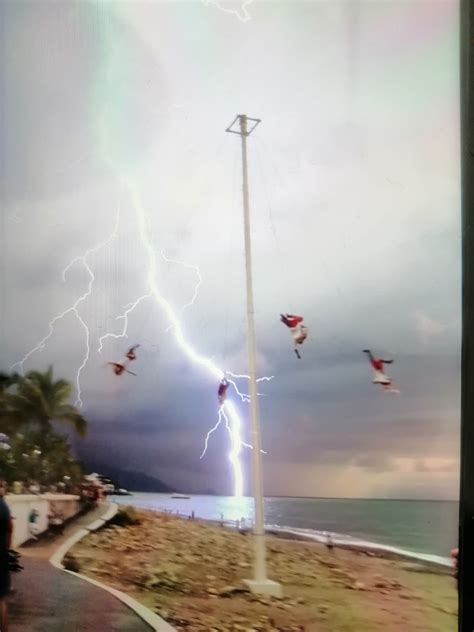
(113, 493, 458, 565)
(70, 506, 457, 631)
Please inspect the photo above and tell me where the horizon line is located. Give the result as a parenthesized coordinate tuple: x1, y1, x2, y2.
(130, 491, 459, 502)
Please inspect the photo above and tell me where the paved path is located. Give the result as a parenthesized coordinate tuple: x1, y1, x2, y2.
(9, 504, 152, 631)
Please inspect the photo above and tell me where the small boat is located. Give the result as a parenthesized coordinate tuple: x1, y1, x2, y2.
(111, 488, 132, 496)
(171, 493, 190, 499)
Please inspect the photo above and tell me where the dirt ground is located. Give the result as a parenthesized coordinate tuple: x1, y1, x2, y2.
(70, 507, 457, 632)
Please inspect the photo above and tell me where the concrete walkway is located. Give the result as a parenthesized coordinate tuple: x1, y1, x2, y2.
(9, 504, 153, 631)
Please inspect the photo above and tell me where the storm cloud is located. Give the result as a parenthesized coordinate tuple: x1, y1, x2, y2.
(1, 1, 461, 498)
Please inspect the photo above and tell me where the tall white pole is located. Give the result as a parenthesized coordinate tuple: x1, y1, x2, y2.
(239, 114, 267, 583)
(226, 114, 281, 596)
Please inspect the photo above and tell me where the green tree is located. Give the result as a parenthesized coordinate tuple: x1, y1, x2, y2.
(0, 368, 87, 485)
(0, 371, 21, 434)
(6, 366, 87, 442)
(0, 372, 20, 391)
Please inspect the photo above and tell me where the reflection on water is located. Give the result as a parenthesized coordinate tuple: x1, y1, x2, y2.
(116, 493, 255, 524)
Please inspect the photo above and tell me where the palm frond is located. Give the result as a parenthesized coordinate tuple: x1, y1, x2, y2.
(55, 406, 88, 438)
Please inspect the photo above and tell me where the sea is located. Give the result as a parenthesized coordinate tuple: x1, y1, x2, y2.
(113, 493, 458, 567)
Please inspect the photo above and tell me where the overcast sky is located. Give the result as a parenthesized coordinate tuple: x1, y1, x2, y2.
(0, 0, 461, 498)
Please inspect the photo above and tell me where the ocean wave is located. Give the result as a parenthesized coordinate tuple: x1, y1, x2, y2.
(265, 524, 453, 567)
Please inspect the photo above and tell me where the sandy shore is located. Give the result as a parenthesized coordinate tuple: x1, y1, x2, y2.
(70, 506, 457, 631)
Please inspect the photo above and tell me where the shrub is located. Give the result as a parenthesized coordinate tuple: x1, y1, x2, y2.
(109, 506, 142, 527)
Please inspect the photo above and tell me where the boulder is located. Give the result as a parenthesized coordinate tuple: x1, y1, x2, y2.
(218, 585, 248, 597)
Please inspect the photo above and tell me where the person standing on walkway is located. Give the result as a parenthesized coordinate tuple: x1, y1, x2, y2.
(0, 481, 13, 631)
(28, 509, 40, 540)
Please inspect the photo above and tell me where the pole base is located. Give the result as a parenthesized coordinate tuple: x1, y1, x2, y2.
(243, 578, 283, 598)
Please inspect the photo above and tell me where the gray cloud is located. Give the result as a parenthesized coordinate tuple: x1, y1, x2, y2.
(1, 1, 461, 498)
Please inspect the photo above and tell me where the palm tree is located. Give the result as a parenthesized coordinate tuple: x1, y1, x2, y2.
(6, 366, 87, 441)
(0, 371, 21, 434)
(0, 372, 20, 391)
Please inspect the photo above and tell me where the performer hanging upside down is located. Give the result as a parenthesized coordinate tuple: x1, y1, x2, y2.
(363, 349, 400, 393)
(218, 377, 229, 405)
(107, 362, 137, 377)
(280, 314, 308, 359)
(106, 343, 140, 377)
(125, 344, 140, 362)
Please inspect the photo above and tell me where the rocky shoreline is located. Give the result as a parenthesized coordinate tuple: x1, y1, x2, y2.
(138, 509, 452, 572)
(70, 506, 457, 631)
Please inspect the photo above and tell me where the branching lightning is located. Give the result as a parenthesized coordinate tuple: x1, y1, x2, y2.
(97, 294, 152, 354)
(226, 371, 274, 403)
(121, 178, 274, 496)
(12, 7, 270, 497)
(200, 407, 225, 460)
(11, 210, 120, 408)
(200, 405, 267, 460)
(11, 180, 270, 494)
(160, 250, 202, 333)
(202, 0, 254, 22)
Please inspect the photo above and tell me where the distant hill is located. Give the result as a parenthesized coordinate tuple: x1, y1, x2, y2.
(84, 464, 176, 493)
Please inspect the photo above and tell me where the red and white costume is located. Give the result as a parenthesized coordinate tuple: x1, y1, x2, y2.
(363, 350, 400, 393)
(280, 314, 308, 359)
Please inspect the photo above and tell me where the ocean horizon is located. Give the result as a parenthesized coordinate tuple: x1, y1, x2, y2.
(114, 493, 458, 567)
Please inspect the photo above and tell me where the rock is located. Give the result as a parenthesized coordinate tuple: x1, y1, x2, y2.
(257, 597, 269, 606)
(218, 585, 248, 597)
(206, 587, 218, 595)
(354, 581, 366, 590)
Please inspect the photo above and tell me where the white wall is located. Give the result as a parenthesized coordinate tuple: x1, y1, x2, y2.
(6, 494, 81, 547)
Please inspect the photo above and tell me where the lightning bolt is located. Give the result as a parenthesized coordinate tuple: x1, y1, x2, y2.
(200, 405, 267, 460)
(202, 0, 254, 22)
(226, 371, 274, 402)
(11, 209, 120, 408)
(156, 255, 273, 464)
(80, 9, 268, 496)
(119, 179, 274, 497)
(200, 407, 226, 460)
(97, 294, 152, 354)
(160, 250, 202, 332)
